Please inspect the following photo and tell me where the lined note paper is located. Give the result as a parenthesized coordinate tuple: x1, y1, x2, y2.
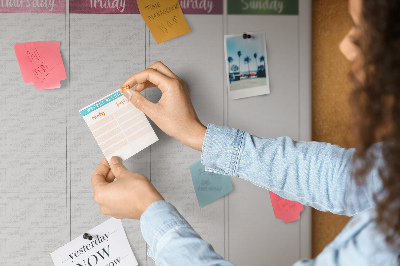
(51, 218, 138, 266)
(190, 160, 233, 208)
(14, 41, 66, 90)
(79, 90, 158, 162)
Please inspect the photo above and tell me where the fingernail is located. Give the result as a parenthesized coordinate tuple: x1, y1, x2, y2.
(110, 156, 122, 165)
(124, 89, 133, 100)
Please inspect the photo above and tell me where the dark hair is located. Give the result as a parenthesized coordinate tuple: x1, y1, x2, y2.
(350, 0, 400, 252)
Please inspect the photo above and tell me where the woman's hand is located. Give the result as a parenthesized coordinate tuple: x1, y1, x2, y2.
(120, 61, 206, 152)
(91, 157, 164, 219)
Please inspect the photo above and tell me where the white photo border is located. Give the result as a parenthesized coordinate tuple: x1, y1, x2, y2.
(224, 31, 270, 100)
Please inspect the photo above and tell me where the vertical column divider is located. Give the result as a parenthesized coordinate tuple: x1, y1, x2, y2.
(65, 0, 72, 241)
(144, 22, 150, 266)
(223, 0, 229, 261)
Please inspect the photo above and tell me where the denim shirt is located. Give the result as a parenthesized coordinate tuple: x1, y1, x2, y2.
(140, 124, 399, 265)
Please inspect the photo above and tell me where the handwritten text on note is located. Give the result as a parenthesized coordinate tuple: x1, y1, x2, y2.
(190, 160, 233, 208)
(137, 0, 191, 44)
(269, 191, 304, 223)
(14, 41, 66, 90)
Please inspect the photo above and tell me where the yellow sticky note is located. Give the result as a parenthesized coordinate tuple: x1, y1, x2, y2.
(137, 0, 191, 44)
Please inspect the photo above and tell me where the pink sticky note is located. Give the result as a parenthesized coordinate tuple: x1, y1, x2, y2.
(14, 41, 66, 90)
(269, 191, 304, 223)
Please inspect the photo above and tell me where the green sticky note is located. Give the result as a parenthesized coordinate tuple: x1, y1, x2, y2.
(189, 160, 233, 208)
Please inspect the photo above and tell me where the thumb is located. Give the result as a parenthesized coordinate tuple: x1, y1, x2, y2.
(109, 156, 129, 179)
(122, 89, 155, 117)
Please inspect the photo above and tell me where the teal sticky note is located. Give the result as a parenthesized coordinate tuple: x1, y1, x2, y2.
(189, 160, 233, 208)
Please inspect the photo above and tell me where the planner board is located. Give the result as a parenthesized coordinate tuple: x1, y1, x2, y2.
(0, 0, 311, 265)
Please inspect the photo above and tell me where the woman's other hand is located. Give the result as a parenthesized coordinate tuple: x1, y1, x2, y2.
(91, 157, 164, 219)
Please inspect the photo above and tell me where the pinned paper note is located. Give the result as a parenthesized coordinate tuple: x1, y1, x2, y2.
(51, 218, 138, 266)
(189, 161, 233, 208)
(80, 90, 158, 162)
(269, 191, 304, 223)
(14, 41, 66, 90)
(137, 0, 191, 44)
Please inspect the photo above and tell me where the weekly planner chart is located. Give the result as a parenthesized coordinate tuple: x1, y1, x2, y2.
(0, 0, 311, 265)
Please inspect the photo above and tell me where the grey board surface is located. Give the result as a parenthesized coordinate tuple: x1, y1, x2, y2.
(0, 1, 311, 265)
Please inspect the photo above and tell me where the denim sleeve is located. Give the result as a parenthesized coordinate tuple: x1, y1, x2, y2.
(201, 124, 382, 216)
(140, 200, 234, 265)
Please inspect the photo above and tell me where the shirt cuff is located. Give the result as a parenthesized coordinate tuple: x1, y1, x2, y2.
(201, 124, 245, 176)
(140, 200, 191, 260)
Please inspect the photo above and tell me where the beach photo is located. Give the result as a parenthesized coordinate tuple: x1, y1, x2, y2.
(225, 31, 270, 100)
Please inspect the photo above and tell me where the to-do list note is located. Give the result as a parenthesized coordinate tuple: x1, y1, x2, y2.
(79, 90, 158, 162)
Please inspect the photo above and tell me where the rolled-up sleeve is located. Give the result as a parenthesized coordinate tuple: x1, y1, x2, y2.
(201, 124, 382, 216)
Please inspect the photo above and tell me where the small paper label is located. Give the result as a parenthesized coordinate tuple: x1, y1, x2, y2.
(51, 218, 138, 266)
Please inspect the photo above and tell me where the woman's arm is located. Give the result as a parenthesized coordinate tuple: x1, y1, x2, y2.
(91, 157, 233, 265)
(119, 62, 381, 216)
(202, 124, 382, 216)
(141, 201, 234, 265)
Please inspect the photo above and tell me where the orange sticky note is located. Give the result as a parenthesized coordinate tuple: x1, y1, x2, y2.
(269, 191, 304, 224)
(137, 0, 191, 44)
(14, 41, 66, 90)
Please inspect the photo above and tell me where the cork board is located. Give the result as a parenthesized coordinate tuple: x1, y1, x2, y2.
(312, 0, 353, 257)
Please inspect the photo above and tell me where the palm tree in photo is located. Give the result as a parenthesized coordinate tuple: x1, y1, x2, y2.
(253, 53, 258, 73)
(237, 51, 242, 77)
(260, 55, 266, 71)
(231, 64, 239, 73)
(244, 56, 251, 78)
(227, 56, 234, 73)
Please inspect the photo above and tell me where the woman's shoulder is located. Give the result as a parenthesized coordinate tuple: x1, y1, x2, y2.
(323, 209, 399, 265)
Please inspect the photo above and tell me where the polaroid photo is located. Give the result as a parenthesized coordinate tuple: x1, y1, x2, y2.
(224, 31, 270, 100)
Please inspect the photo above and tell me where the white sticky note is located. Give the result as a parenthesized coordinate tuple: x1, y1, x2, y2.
(79, 90, 158, 162)
(51, 218, 137, 266)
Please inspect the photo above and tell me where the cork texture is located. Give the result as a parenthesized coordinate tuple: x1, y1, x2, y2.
(312, 0, 353, 257)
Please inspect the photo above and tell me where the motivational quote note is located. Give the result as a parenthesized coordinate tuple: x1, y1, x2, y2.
(190, 160, 233, 208)
(79, 90, 158, 162)
(137, 0, 191, 44)
(269, 191, 304, 223)
(14, 41, 67, 90)
(51, 218, 138, 266)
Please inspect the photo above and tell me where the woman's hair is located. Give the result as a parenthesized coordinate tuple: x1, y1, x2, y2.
(350, 0, 400, 251)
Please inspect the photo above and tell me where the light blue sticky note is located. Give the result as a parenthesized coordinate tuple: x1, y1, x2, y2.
(189, 160, 233, 208)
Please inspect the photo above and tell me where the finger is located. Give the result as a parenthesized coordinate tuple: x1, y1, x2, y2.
(147, 61, 178, 79)
(100, 206, 111, 216)
(121, 68, 173, 94)
(135, 81, 156, 92)
(109, 156, 130, 179)
(105, 169, 116, 183)
(121, 89, 158, 117)
(91, 159, 111, 189)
